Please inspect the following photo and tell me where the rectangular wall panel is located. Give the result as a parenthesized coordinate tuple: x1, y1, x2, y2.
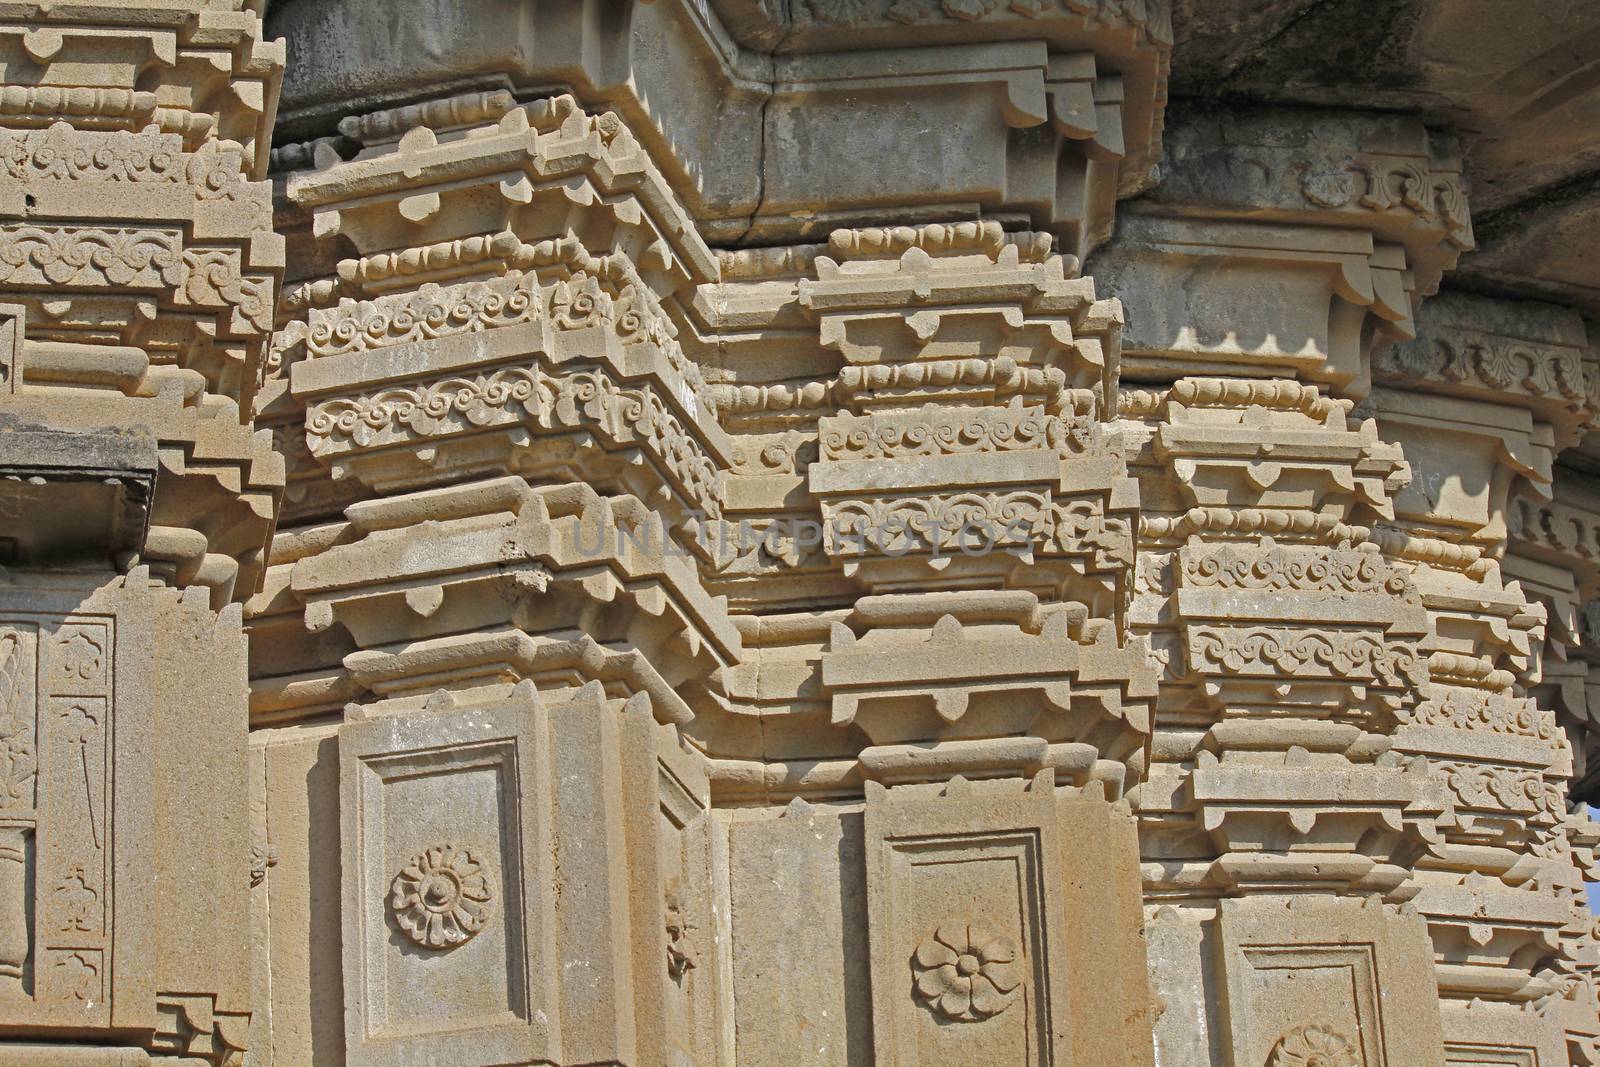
(339, 701, 551, 1067)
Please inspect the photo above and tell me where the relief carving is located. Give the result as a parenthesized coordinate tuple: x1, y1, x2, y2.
(57, 701, 102, 849)
(249, 843, 278, 889)
(819, 402, 1096, 461)
(911, 919, 1023, 1022)
(665, 877, 697, 980)
(0, 627, 35, 992)
(54, 628, 104, 687)
(0, 225, 184, 288)
(54, 865, 97, 933)
(824, 490, 1052, 557)
(1267, 1023, 1362, 1067)
(1353, 160, 1473, 247)
(1182, 540, 1413, 596)
(0, 0, 278, 1053)
(179, 248, 275, 333)
(388, 843, 495, 950)
(549, 271, 606, 331)
(0, 122, 183, 183)
(0, 826, 27, 986)
(51, 949, 100, 1002)
(1188, 626, 1427, 687)
(1403, 690, 1555, 739)
(0, 628, 36, 807)
(305, 364, 724, 515)
(307, 274, 542, 358)
(2, 0, 1568, 1059)
(308, 365, 555, 446)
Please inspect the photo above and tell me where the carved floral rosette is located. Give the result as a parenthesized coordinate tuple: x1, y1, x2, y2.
(389, 843, 495, 949)
(1268, 1023, 1361, 1067)
(911, 919, 1022, 1022)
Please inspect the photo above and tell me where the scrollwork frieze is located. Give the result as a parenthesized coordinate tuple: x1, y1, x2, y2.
(799, 0, 1172, 45)
(1056, 500, 1134, 569)
(1427, 760, 1565, 825)
(1292, 155, 1473, 249)
(822, 490, 1052, 557)
(305, 361, 724, 514)
(0, 224, 183, 288)
(819, 401, 1098, 461)
(0, 126, 271, 235)
(1404, 689, 1556, 740)
(307, 273, 544, 358)
(1353, 158, 1473, 249)
(1188, 625, 1426, 688)
(179, 248, 275, 335)
(0, 122, 183, 184)
(1378, 329, 1593, 418)
(1508, 495, 1600, 564)
(730, 431, 819, 476)
(0, 226, 274, 340)
(306, 367, 553, 449)
(187, 139, 274, 227)
(1180, 539, 1415, 597)
(813, 491, 1127, 563)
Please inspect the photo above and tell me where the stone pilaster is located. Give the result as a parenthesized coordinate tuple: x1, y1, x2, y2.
(0, 2, 283, 1063)
(252, 44, 1169, 1058)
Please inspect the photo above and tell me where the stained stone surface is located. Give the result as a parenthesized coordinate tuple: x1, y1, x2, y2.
(2, 1, 1599, 1065)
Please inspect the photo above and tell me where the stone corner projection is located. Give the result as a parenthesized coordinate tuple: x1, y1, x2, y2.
(0, 0, 1598, 1064)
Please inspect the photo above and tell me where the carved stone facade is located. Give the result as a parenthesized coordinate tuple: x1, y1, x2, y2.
(2, 1, 1599, 1064)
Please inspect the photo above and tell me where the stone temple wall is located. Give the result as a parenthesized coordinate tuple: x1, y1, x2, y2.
(1, 1, 1599, 1064)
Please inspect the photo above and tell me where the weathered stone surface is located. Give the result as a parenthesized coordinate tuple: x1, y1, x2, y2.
(0, 1, 282, 1062)
(4, 1, 1600, 1065)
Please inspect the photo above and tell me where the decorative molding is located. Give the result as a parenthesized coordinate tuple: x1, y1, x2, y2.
(0, 123, 183, 183)
(1377, 323, 1597, 436)
(305, 362, 725, 514)
(820, 402, 1097, 461)
(1188, 626, 1427, 688)
(307, 274, 543, 358)
(0, 86, 158, 128)
(1351, 159, 1473, 249)
(1431, 761, 1565, 825)
(1404, 690, 1557, 740)
(1181, 540, 1413, 596)
(0, 225, 183, 288)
